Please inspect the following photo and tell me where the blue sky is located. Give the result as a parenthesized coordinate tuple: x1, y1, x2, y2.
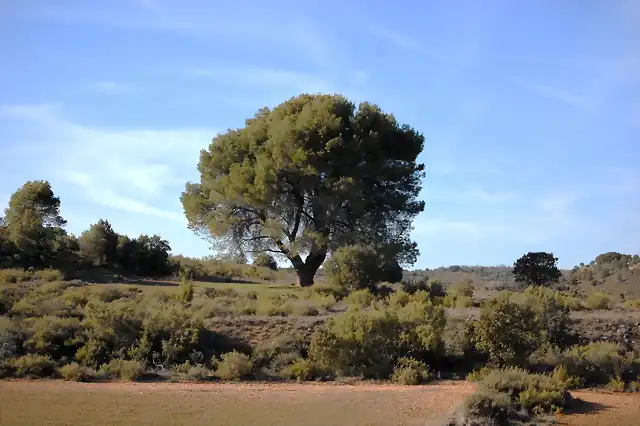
(1, 0, 638, 269)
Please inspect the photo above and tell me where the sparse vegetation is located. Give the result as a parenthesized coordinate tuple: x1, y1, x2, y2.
(1, 93, 640, 426)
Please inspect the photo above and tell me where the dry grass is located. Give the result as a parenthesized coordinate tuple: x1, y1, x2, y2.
(0, 380, 474, 426)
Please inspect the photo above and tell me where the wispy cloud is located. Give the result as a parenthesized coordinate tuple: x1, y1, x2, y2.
(0, 103, 214, 223)
(86, 80, 133, 95)
(25, 1, 341, 70)
(188, 67, 332, 94)
(522, 82, 590, 108)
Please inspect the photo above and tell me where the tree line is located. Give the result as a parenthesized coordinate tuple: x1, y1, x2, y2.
(0, 181, 172, 277)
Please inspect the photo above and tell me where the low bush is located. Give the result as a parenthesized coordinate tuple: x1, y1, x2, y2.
(11, 354, 56, 378)
(0, 268, 31, 284)
(185, 365, 211, 381)
(460, 390, 514, 424)
(343, 289, 375, 308)
(99, 359, 146, 381)
(0, 268, 64, 284)
(59, 362, 96, 382)
(391, 357, 431, 385)
(33, 269, 64, 282)
(584, 292, 614, 310)
(280, 358, 322, 381)
(215, 351, 253, 381)
(623, 299, 640, 310)
(308, 294, 445, 379)
(606, 375, 625, 392)
(561, 341, 635, 386)
(480, 368, 570, 415)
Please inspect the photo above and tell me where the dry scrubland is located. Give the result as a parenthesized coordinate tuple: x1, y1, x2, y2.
(3, 254, 640, 425)
(1, 97, 640, 425)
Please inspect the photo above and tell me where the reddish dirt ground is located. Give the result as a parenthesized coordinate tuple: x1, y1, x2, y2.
(557, 390, 640, 426)
(0, 380, 475, 426)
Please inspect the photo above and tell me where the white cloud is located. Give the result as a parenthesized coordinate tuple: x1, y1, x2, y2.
(522, 82, 590, 108)
(0, 104, 215, 222)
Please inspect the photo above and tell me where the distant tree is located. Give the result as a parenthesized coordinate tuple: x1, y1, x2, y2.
(252, 253, 278, 271)
(115, 235, 137, 271)
(181, 94, 425, 286)
(2, 180, 68, 267)
(132, 234, 172, 277)
(115, 234, 172, 277)
(78, 220, 118, 266)
(512, 252, 562, 287)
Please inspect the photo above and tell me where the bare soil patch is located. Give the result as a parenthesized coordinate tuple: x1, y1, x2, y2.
(0, 380, 474, 426)
(557, 390, 640, 425)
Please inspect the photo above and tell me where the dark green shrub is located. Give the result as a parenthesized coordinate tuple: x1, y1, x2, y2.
(23, 316, 85, 360)
(561, 342, 635, 386)
(323, 245, 383, 293)
(11, 354, 56, 378)
(391, 357, 431, 385)
(480, 368, 570, 414)
(308, 297, 445, 379)
(474, 299, 540, 366)
(461, 390, 513, 424)
(280, 358, 322, 381)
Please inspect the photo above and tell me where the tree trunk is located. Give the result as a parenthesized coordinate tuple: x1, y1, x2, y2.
(296, 265, 316, 287)
(291, 249, 327, 287)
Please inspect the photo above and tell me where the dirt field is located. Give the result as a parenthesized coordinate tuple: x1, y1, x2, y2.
(557, 390, 640, 426)
(0, 380, 474, 426)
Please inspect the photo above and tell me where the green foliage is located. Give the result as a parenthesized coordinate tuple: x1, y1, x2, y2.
(59, 362, 96, 382)
(216, 351, 253, 380)
(561, 342, 635, 386)
(3, 180, 69, 268)
(343, 288, 376, 308)
(512, 251, 562, 287)
(11, 353, 56, 378)
(181, 94, 425, 286)
(179, 279, 194, 304)
(584, 291, 613, 310)
(279, 357, 321, 381)
(78, 219, 119, 267)
(99, 359, 146, 381)
(0, 268, 63, 284)
(550, 365, 583, 389)
(23, 315, 85, 360)
(606, 375, 626, 392)
(391, 357, 431, 385)
(324, 245, 385, 293)
(308, 294, 445, 379)
(474, 299, 541, 366)
(623, 298, 640, 310)
(480, 368, 569, 414)
(252, 254, 278, 271)
(462, 390, 514, 424)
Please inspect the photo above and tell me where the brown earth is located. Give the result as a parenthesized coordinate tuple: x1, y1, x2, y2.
(557, 390, 640, 426)
(0, 380, 475, 426)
